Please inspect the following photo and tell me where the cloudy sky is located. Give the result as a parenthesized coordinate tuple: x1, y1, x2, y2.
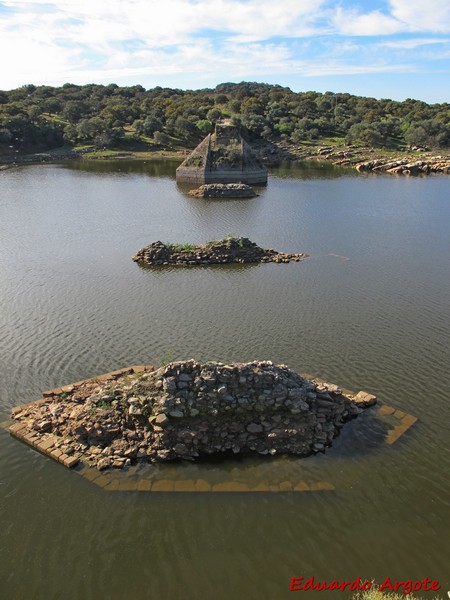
(1, 0, 449, 102)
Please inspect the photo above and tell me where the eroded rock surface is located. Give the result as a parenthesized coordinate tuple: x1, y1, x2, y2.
(10, 360, 376, 470)
(132, 237, 307, 265)
(188, 183, 257, 198)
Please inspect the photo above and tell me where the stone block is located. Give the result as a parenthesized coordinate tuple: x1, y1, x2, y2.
(95, 374, 113, 382)
(250, 482, 274, 492)
(9, 422, 26, 436)
(38, 436, 57, 452)
(278, 481, 293, 492)
(309, 481, 335, 491)
(63, 456, 80, 468)
(193, 479, 211, 492)
(173, 480, 196, 492)
(104, 479, 121, 491)
(293, 481, 310, 492)
(42, 387, 63, 397)
(151, 479, 175, 492)
(23, 433, 39, 445)
(353, 391, 377, 407)
(212, 481, 251, 492)
(131, 365, 154, 374)
(137, 479, 153, 492)
(402, 414, 418, 428)
(377, 404, 395, 416)
(115, 480, 139, 492)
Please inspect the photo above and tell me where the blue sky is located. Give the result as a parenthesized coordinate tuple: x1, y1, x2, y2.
(1, 0, 449, 102)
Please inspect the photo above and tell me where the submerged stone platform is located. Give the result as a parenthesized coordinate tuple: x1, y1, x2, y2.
(9, 360, 376, 471)
(132, 237, 307, 266)
(6, 362, 418, 491)
(188, 183, 257, 198)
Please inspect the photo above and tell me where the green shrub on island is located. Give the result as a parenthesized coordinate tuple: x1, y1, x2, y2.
(165, 236, 244, 253)
(164, 242, 197, 253)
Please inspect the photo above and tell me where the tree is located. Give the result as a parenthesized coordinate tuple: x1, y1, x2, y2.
(76, 117, 108, 141)
(346, 122, 385, 147)
(215, 94, 228, 105)
(62, 100, 89, 123)
(196, 119, 213, 135)
(142, 115, 163, 136)
(206, 108, 222, 123)
(153, 131, 171, 146)
(174, 116, 198, 141)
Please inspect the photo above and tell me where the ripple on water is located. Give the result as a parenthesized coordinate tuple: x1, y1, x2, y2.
(0, 163, 449, 599)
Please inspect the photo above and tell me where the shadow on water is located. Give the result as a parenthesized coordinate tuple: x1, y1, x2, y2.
(327, 411, 391, 458)
(101, 410, 393, 493)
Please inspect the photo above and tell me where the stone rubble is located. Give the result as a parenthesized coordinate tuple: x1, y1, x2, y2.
(355, 156, 450, 174)
(188, 183, 257, 198)
(253, 139, 450, 175)
(132, 237, 307, 265)
(10, 360, 376, 471)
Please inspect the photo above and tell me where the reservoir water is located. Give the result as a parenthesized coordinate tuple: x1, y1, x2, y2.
(0, 160, 449, 599)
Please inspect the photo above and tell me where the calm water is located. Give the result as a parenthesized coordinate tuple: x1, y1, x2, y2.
(0, 160, 449, 600)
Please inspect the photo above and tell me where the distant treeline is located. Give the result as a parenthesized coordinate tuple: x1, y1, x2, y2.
(1, 81, 449, 154)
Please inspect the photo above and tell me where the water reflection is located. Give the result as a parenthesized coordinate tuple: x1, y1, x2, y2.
(61, 158, 179, 177)
(269, 159, 358, 179)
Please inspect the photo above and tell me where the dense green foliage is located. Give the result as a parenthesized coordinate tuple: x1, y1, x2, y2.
(1, 81, 449, 155)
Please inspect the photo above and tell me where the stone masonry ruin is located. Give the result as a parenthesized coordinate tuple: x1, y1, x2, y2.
(176, 123, 268, 185)
(9, 360, 377, 471)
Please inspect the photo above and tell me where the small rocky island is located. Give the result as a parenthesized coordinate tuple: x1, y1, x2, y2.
(188, 183, 257, 198)
(132, 236, 307, 265)
(9, 360, 376, 471)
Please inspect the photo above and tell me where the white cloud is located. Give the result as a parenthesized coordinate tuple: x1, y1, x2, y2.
(332, 7, 402, 36)
(2, 0, 330, 47)
(381, 37, 450, 49)
(0, 0, 330, 87)
(389, 0, 450, 33)
(330, 0, 450, 36)
(0, 0, 449, 90)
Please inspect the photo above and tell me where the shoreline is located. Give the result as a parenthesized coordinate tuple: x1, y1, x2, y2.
(1, 142, 449, 175)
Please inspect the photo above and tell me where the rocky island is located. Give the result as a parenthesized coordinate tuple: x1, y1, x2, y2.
(132, 236, 307, 265)
(188, 183, 257, 198)
(9, 360, 377, 471)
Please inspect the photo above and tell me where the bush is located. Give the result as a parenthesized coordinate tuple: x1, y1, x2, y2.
(153, 131, 171, 147)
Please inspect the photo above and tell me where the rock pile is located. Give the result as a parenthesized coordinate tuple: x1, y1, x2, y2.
(132, 237, 307, 265)
(355, 156, 450, 174)
(10, 361, 376, 470)
(188, 183, 257, 198)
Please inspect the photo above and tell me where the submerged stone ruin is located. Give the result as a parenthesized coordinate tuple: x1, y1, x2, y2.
(9, 360, 377, 471)
(176, 123, 267, 185)
(132, 236, 307, 266)
(188, 183, 257, 198)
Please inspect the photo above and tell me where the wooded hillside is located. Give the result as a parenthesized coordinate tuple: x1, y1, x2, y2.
(1, 81, 449, 155)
